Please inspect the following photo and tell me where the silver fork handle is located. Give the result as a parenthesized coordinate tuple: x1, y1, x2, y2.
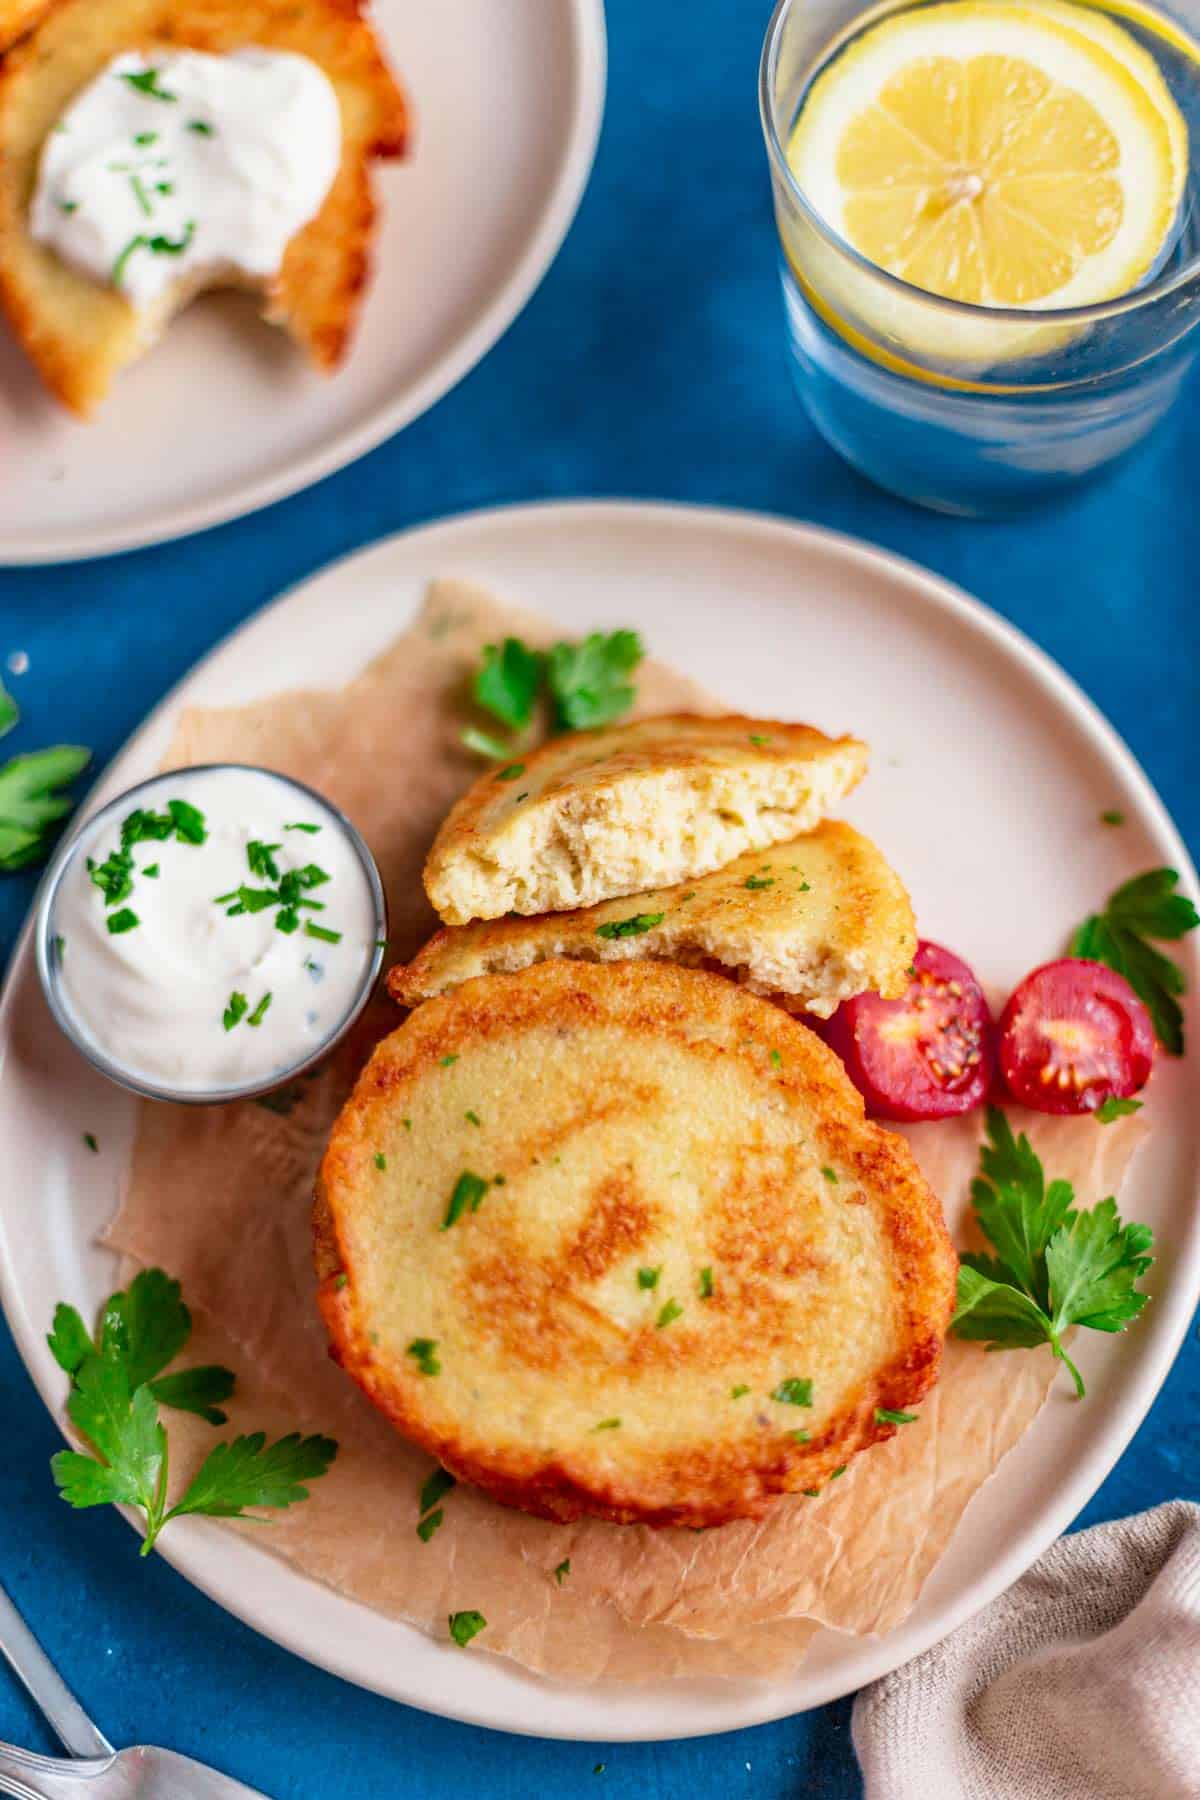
(0, 1740, 112, 1799)
(0, 1586, 112, 1759)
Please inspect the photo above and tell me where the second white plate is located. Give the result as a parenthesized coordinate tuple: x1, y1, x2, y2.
(1, 501, 1197, 1738)
(0, 1, 605, 563)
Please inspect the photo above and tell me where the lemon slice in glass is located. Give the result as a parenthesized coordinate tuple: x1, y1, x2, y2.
(787, 1, 1187, 313)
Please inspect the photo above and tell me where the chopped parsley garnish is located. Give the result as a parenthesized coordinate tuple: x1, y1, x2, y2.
(374, 1152, 387, 1171)
(246, 993, 272, 1028)
(284, 822, 321, 834)
(57, 198, 78, 215)
(188, 118, 215, 135)
(875, 1408, 918, 1425)
(553, 1557, 571, 1584)
(407, 1338, 440, 1377)
(771, 1378, 813, 1407)
(637, 1266, 661, 1290)
(744, 874, 774, 890)
(130, 174, 153, 217)
(303, 922, 342, 944)
(496, 763, 525, 783)
(49, 1267, 335, 1553)
(730, 1383, 750, 1399)
(1100, 809, 1126, 827)
(821, 1166, 838, 1184)
(698, 1266, 714, 1299)
(419, 1467, 456, 1515)
(121, 67, 178, 102)
(448, 1610, 487, 1648)
(440, 1054, 459, 1067)
(82, 1132, 98, 1153)
(247, 840, 282, 881)
(416, 1509, 444, 1542)
(1070, 867, 1199, 1055)
(133, 130, 158, 146)
(53, 934, 65, 962)
(465, 1110, 481, 1127)
(769, 1049, 782, 1068)
(143, 863, 159, 878)
(0, 738, 89, 864)
(656, 1298, 683, 1329)
(748, 733, 772, 746)
(223, 992, 248, 1031)
(590, 1417, 621, 1431)
(112, 222, 197, 289)
(950, 1108, 1154, 1398)
(333, 1274, 347, 1291)
(442, 1171, 490, 1230)
(595, 912, 664, 940)
(106, 908, 139, 935)
(1096, 1096, 1143, 1123)
(790, 1429, 810, 1443)
(830, 1465, 848, 1479)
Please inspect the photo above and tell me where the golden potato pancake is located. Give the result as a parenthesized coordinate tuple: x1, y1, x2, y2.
(0, 0, 55, 53)
(0, 0, 408, 414)
(316, 959, 956, 1527)
(425, 714, 869, 926)
(394, 819, 916, 1019)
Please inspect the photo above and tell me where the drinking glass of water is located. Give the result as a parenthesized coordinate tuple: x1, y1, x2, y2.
(759, 0, 1200, 513)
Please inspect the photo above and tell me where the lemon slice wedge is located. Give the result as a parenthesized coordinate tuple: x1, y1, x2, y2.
(787, 1, 1187, 312)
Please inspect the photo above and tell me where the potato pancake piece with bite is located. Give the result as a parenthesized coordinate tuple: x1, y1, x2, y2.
(424, 714, 869, 926)
(394, 819, 916, 1019)
(315, 959, 956, 1528)
(0, 0, 408, 414)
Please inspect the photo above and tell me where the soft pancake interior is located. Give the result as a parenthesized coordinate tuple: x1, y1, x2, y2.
(316, 960, 956, 1527)
(394, 820, 916, 1018)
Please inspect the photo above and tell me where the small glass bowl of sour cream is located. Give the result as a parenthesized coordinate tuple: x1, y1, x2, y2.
(36, 764, 388, 1105)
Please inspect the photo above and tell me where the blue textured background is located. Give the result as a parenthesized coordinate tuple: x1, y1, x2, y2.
(1, 2, 1198, 1794)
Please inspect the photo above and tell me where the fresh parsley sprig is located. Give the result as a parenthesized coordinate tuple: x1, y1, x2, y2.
(463, 629, 645, 760)
(950, 1109, 1153, 1398)
(49, 1268, 336, 1554)
(0, 745, 90, 871)
(1071, 868, 1199, 1055)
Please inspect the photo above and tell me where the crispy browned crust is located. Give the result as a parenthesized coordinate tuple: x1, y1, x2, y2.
(315, 959, 957, 1529)
(0, 0, 408, 413)
(0, 0, 56, 53)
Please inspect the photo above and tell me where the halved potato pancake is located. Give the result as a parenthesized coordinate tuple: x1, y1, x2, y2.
(0, 0, 408, 413)
(315, 959, 957, 1528)
(394, 820, 916, 1018)
(424, 714, 869, 926)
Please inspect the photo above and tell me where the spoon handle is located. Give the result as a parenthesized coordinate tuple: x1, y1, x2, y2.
(0, 1584, 113, 1760)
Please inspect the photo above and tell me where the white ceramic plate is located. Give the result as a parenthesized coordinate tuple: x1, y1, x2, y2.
(0, 4, 605, 565)
(1, 502, 1197, 1740)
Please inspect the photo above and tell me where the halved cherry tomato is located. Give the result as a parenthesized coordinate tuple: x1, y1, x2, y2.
(822, 941, 995, 1122)
(998, 958, 1154, 1115)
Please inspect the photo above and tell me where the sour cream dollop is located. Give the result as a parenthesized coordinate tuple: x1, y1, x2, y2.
(30, 49, 341, 310)
(46, 767, 382, 1097)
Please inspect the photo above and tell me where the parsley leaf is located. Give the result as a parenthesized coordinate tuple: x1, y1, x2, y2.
(1070, 868, 1199, 1054)
(419, 1467, 456, 1515)
(169, 1432, 337, 1522)
(47, 1269, 332, 1550)
(595, 912, 664, 940)
(546, 630, 644, 731)
(874, 1407, 918, 1425)
(554, 1557, 571, 1584)
(474, 638, 545, 730)
(461, 725, 514, 762)
(950, 1108, 1154, 1397)
(121, 67, 177, 101)
(0, 678, 18, 739)
(656, 1298, 683, 1329)
(408, 1337, 440, 1376)
(637, 1266, 661, 1290)
(0, 745, 90, 870)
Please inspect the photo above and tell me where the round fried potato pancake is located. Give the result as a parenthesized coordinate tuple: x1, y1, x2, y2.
(316, 959, 956, 1527)
(424, 713, 869, 925)
(393, 820, 916, 1019)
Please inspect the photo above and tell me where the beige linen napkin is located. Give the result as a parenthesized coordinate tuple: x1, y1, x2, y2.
(853, 1501, 1200, 1800)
